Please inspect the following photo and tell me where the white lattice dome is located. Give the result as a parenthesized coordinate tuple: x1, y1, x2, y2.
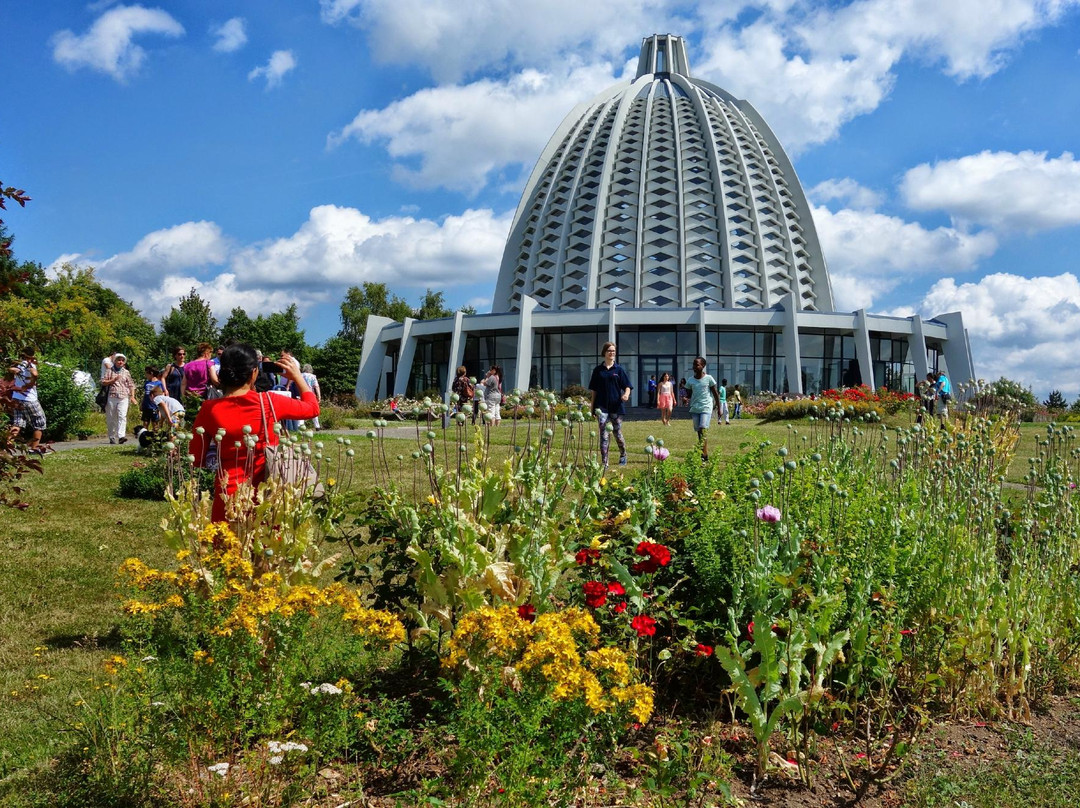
(494, 34, 833, 314)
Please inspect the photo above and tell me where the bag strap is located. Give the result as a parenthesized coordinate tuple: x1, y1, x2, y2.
(259, 393, 271, 446)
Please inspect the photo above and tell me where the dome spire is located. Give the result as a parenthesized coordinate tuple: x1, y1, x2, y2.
(636, 34, 691, 78)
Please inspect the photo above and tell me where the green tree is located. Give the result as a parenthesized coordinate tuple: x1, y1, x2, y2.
(338, 283, 411, 341)
(219, 307, 256, 346)
(157, 288, 219, 355)
(415, 288, 452, 320)
(311, 334, 363, 399)
(989, 377, 1037, 408)
(1044, 390, 1067, 411)
(247, 305, 309, 360)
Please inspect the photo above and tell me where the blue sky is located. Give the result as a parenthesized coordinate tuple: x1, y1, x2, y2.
(4, 1, 1080, 397)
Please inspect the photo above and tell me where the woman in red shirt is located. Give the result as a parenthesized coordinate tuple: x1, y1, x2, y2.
(191, 344, 319, 522)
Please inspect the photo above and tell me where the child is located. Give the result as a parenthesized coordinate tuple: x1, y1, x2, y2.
(141, 366, 166, 430)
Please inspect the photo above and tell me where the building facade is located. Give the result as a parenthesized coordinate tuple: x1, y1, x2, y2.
(356, 35, 973, 403)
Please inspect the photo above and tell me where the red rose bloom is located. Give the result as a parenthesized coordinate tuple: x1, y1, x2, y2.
(613, 601, 627, 614)
(517, 604, 536, 622)
(583, 580, 608, 608)
(695, 644, 713, 657)
(635, 541, 672, 567)
(631, 559, 660, 574)
(607, 581, 626, 595)
(747, 620, 755, 639)
(631, 615, 657, 637)
(575, 547, 601, 566)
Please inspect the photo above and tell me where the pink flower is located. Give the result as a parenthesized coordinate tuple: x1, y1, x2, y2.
(756, 505, 782, 523)
(652, 446, 670, 461)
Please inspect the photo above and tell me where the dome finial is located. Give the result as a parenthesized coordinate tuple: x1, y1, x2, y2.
(636, 34, 691, 78)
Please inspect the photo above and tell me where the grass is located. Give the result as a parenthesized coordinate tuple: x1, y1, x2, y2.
(0, 410, 1064, 801)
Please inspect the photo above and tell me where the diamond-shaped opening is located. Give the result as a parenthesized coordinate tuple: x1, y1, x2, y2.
(567, 255, 589, 266)
(733, 255, 755, 265)
(650, 281, 675, 291)
(648, 237, 673, 249)
(611, 253, 630, 262)
(649, 252, 674, 262)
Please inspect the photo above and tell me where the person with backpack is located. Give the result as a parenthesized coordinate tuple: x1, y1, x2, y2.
(451, 365, 473, 414)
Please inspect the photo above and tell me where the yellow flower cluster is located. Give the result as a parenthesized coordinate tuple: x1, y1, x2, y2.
(103, 655, 128, 676)
(118, 524, 405, 645)
(445, 606, 653, 724)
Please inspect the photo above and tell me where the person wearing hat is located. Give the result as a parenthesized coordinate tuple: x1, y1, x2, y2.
(8, 346, 46, 452)
(101, 353, 138, 444)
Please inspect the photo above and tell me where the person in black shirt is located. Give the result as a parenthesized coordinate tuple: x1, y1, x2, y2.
(588, 341, 632, 467)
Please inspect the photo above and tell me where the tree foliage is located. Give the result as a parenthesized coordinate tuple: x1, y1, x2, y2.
(1044, 390, 1067, 411)
(338, 283, 412, 342)
(157, 288, 219, 355)
(988, 377, 1037, 408)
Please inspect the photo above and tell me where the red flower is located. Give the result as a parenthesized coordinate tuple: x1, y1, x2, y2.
(607, 581, 626, 596)
(746, 621, 755, 639)
(635, 541, 671, 566)
(583, 580, 608, 608)
(517, 604, 536, 622)
(613, 601, 627, 614)
(900, 628, 915, 636)
(631, 615, 657, 637)
(575, 547, 601, 566)
(695, 644, 713, 657)
(631, 559, 659, 574)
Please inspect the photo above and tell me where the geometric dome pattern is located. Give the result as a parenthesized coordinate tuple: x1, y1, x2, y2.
(494, 34, 834, 314)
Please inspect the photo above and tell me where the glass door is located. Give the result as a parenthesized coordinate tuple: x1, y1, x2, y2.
(638, 355, 678, 408)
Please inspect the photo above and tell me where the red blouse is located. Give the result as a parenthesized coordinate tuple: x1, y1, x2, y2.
(191, 390, 319, 522)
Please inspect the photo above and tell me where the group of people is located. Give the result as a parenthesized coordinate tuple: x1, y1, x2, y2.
(451, 364, 505, 426)
(97, 342, 322, 445)
(588, 344, 736, 465)
(917, 371, 952, 425)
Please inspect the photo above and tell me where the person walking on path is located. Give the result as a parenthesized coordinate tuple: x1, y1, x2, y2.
(647, 375, 657, 408)
(917, 375, 936, 425)
(482, 365, 503, 426)
(451, 366, 473, 414)
(589, 341, 632, 467)
(101, 353, 137, 444)
(300, 363, 323, 430)
(685, 356, 721, 462)
(678, 378, 688, 408)
(9, 346, 46, 452)
(718, 377, 730, 425)
(162, 346, 186, 400)
(657, 372, 675, 426)
(935, 371, 951, 423)
(731, 384, 743, 420)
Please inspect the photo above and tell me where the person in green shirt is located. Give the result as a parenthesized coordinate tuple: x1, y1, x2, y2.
(684, 357, 721, 462)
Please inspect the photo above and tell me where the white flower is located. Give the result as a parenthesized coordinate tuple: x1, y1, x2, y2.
(311, 682, 343, 696)
(268, 755, 284, 765)
(207, 762, 230, 777)
(141, 655, 157, 663)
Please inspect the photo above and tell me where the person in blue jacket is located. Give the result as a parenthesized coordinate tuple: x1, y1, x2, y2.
(589, 341, 632, 467)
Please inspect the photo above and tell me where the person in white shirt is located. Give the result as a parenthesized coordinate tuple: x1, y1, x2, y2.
(9, 346, 46, 452)
(152, 394, 186, 428)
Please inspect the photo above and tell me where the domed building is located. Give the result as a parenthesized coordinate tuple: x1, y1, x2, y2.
(356, 34, 973, 402)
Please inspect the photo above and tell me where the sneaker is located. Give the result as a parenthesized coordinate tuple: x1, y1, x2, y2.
(619, 455, 628, 466)
(118, 437, 127, 444)
(109, 439, 116, 445)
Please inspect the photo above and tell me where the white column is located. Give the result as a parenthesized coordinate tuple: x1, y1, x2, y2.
(781, 293, 802, 394)
(608, 300, 617, 345)
(934, 311, 976, 385)
(392, 318, 418, 398)
(697, 302, 707, 357)
(853, 309, 874, 389)
(355, 315, 394, 401)
(514, 296, 539, 392)
(443, 310, 466, 405)
(909, 315, 930, 382)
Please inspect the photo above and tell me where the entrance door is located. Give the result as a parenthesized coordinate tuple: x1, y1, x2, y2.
(639, 355, 677, 408)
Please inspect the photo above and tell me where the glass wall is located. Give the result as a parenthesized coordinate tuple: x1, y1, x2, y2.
(408, 335, 451, 398)
(463, 330, 519, 393)
(708, 330, 784, 394)
(532, 329, 601, 395)
(798, 330, 858, 394)
(870, 333, 915, 393)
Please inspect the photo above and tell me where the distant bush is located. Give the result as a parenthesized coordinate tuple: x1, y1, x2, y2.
(36, 362, 92, 440)
(117, 462, 167, 500)
(560, 383, 590, 400)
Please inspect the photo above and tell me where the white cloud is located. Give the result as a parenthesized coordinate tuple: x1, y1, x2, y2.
(211, 17, 247, 53)
(231, 204, 512, 288)
(52, 4, 184, 82)
(812, 204, 998, 310)
(248, 50, 297, 88)
(912, 272, 1080, 397)
(329, 63, 621, 193)
(319, 0, 682, 82)
(808, 178, 883, 211)
(97, 221, 230, 278)
(901, 150, 1080, 232)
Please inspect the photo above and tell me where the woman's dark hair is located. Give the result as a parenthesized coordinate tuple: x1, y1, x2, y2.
(218, 343, 260, 392)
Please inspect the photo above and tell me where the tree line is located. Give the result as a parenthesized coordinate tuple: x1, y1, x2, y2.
(1, 221, 466, 399)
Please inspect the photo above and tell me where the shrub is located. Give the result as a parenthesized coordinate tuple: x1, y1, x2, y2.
(761, 397, 884, 422)
(35, 362, 91, 440)
(560, 383, 590, 400)
(117, 462, 167, 500)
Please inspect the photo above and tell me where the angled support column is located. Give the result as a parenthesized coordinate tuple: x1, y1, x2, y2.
(853, 309, 874, 389)
(934, 311, 976, 385)
(443, 310, 466, 405)
(355, 315, 394, 401)
(697, 302, 707, 357)
(909, 315, 930, 382)
(780, 294, 802, 395)
(392, 318, 418, 398)
(514, 296, 539, 392)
